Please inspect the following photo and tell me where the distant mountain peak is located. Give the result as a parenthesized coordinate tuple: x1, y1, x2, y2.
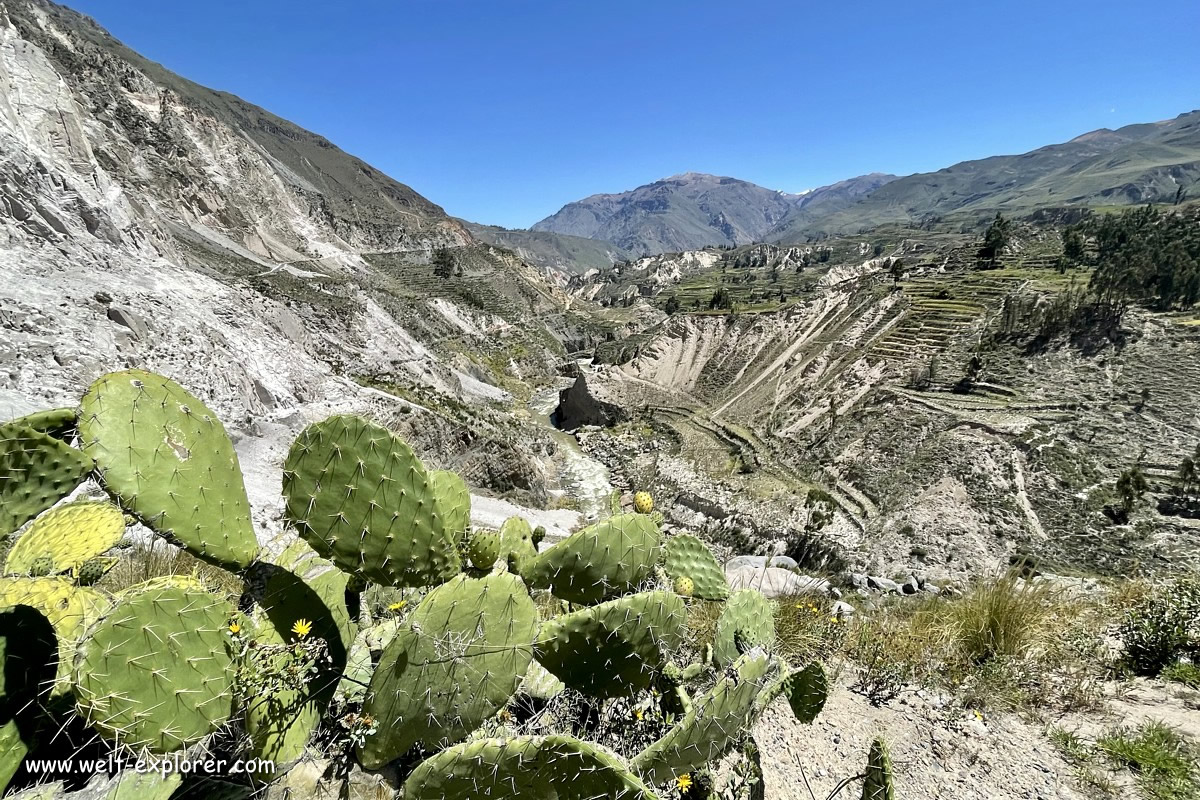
(533, 172, 896, 255)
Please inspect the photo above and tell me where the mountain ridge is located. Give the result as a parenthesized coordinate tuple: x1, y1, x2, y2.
(532, 171, 896, 256)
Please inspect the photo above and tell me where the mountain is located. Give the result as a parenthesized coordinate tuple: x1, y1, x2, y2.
(0, 0, 597, 521)
(532, 173, 809, 256)
(769, 111, 1200, 238)
(462, 221, 633, 279)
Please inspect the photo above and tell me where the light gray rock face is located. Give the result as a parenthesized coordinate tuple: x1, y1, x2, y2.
(726, 554, 800, 572)
(0, 0, 581, 544)
(727, 566, 831, 598)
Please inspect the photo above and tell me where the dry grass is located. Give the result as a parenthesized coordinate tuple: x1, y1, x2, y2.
(842, 572, 1110, 712)
(101, 541, 245, 600)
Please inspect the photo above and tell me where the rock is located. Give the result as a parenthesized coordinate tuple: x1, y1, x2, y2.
(849, 572, 869, 589)
(866, 575, 901, 593)
(727, 566, 830, 597)
(265, 759, 394, 800)
(901, 577, 921, 595)
(924, 583, 941, 595)
(105, 306, 148, 339)
(551, 374, 627, 430)
(832, 600, 856, 617)
(725, 554, 800, 572)
(675, 491, 730, 520)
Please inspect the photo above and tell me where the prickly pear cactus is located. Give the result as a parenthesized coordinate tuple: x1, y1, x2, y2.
(632, 651, 775, 785)
(27, 556, 53, 577)
(359, 573, 538, 768)
(429, 469, 471, 544)
(4, 500, 125, 576)
(403, 735, 661, 800)
(74, 579, 236, 753)
(664, 533, 729, 600)
(778, 662, 829, 723)
(0, 422, 93, 538)
(75, 557, 116, 586)
(282, 415, 461, 586)
(0, 576, 112, 695)
(466, 528, 501, 570)
(862, 738, 895, 800)
(498, 515, 538, 569)
(714, 589, 776, 667)
(674, 576, 695, 597)
(77, 370, 258, 569)
(633, 491, 654, 514)
(1, 604, 58, 794)
(533, 590, 686, 698)
(519, 658, 565, 701)
(245, 541, 354, 764)
(519, 513, 662, 604)
(5, 407, 76, 440)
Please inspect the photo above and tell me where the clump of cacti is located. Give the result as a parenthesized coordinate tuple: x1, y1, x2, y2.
(0, 370, 842, 799)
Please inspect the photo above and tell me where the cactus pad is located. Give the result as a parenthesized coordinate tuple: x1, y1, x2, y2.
(282, 415, 461, 586)
(359, 573, 537, 768)
(466, 529, 501, 570)
(1, 604, 58, 794)
(783, 662, 828, 723)
(533, 590, 686, 698)
(632, 651, 774, 784)
(519, 513, 662, 604)
(0, 422, 93, 538)
(633, 491, 654, 514)
(664, 533, 729, 601)
(519, 658, 565, 701)
(498, 516, 538, 569)
(0, 577, 112, 695)
(862, 738, 895, 800)
(4, 500, 125, 577)
(78, 370, 257, 569)
(74, 580, 236, 752)
(5, 408, 77, 440)
(714, 589, 776, 667)
(245, 543, 354, 764)
(403, 735, 660, 800)
(75, 557, 116, 586)
(429, 469, 470, 544)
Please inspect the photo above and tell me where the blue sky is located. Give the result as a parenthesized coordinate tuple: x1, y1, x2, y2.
(65, 1, 1200, 228)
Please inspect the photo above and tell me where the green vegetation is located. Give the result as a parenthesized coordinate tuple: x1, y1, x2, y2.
(1055, 721, 1200, 800)
(0, 371, 869, 799)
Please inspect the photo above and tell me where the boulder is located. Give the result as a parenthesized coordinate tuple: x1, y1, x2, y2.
(866, 575, 901, 593)
(727, 566, 831, 598)
(725, 554, 799, 572)
(551, 374, 627, 430)
(832, 600, 857, 617)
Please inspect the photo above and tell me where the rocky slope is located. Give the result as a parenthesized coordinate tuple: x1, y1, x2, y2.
(770, 111, 1200, 238)
(0, 0, 598, 538)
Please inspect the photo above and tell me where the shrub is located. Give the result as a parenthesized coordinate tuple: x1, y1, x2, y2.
(1118, 577, 1200, 675)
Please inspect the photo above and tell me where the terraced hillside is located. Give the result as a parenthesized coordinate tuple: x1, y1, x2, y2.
(574, 230, 1200, 581)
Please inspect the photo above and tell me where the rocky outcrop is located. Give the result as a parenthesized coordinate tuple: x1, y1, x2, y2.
(552, 374, 627, 430)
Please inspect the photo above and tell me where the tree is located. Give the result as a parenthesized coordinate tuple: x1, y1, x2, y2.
(1116, 465, 1149, 515)
(889, 259, 905, 287)
(432, 247, 456, 279)
(1179, 456, 1197, 495)
(664, 295, 681, 315)
(708, 287, 733, 311)
(872, 243, 885, 258)
(1062, 226, 1086, 265)
(978, 212, 1011, 267)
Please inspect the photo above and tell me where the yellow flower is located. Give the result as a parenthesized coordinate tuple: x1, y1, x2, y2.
(634, 709, 645, 721)
(830, 617, 839, 623)
(228, 622, 241, 634)
(292, 618, 313, 638)
(676, 773, 693, 791)
(388, 600, 407, 612)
